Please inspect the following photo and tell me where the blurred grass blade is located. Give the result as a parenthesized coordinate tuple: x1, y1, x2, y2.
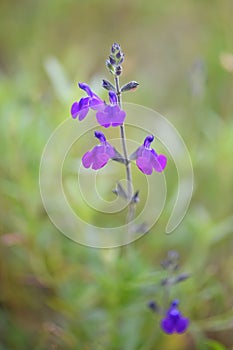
(44, 56, 71, 103)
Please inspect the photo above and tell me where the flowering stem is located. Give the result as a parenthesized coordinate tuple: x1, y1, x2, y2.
(114, 76, 135, 224)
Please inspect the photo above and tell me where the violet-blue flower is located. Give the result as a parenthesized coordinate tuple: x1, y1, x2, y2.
(71, 82, 103, 121)
(160, 300, 189, 334)
(136, 135, 167, 175)
(82, 131, 115, 170)
(96, 91, 126, 128)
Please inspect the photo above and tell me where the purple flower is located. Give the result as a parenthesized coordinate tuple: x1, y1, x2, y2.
(161, 300, 189, 334)
(71, 82, 103, 121)
(135, 135, 167, 175)
(96, 91, 126, 128)
(82, 131, 115, 170)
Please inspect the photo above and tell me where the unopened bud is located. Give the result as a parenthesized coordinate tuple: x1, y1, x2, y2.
(116, 51, 121, 59)
(121, 81, 139, 93)
(109, 55, 116, 65)
(106, 59, 115, 75)
(118, 54, 124, 65)
(102, 79, 116, 91)
(115, 65, 122, 76)
(111, 42, 121, 53)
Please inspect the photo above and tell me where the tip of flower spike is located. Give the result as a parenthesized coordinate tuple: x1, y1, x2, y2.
(107, 43, 124, 76)
(111, 42, 121, 53)
(94, 131, 106, 143)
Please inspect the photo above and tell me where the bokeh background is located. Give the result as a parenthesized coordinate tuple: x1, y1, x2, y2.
(1, 0, 233, 349)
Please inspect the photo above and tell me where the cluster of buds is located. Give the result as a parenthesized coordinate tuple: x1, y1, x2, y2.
(103, 42, 139, 93)
(106, 42, 124, 76)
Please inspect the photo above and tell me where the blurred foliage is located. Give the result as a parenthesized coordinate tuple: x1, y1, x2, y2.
(0, 0, 233, 349)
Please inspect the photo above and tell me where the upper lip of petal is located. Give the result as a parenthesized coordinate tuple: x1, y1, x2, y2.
(109, 91, 117, 104)
(78, 82, 93, 97)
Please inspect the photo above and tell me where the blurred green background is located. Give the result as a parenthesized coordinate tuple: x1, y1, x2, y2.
(0, 0, 233, 349)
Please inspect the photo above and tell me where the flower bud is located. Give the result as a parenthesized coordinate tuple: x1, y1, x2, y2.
(111, 42, 121, 53)
(116, 51, 121, 59)
(115, 65, 122, 76)
(118, 54, 124, 65)
(109, 55, 116, 65)
(121, 81, 139, 93)
(106, 59, 115, 75)
(102, 79, 116, 91)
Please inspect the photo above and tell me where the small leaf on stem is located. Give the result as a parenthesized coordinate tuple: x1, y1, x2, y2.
(131, 190, 140, 203)
(112, 182, 128, 200)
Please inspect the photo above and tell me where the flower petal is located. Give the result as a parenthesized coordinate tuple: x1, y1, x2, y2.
(78, 82, 93, 97)
(152, 154, 167, 172)
(78, 107, 89, 121)
(82, 151, 94, 168)
(175, 317, 189, 334)
(72, 97, 89, 121)
(71, 102, 80, 119)
(89, 96, 104, 110)
(135, 145, 144, 159)
(94, 131, 106, 143)
(160, 318, 175, 334)
(96, 111, 111, 128)
(143, 135, 154, 148)
(111, 108, 126, 126)
(92, 153, 109, 169)
(105, 143, 115, 157)
(136, 157, 153, 175)
(109, 91, 117, 104)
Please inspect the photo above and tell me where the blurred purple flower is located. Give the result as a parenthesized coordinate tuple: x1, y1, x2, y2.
(71, 82, 103, 121)
(161, 300, 189, 334)
(82, 131, 115, 170)
(135, 135, 167, 175)
(96, 91, 126, 128)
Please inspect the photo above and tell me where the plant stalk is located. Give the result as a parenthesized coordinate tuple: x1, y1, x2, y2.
(114, 76, 135, 224)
